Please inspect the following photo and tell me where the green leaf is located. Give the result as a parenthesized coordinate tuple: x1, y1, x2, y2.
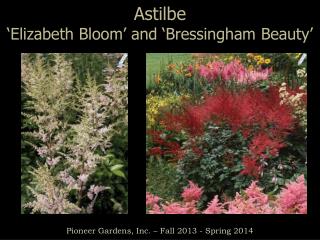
(110, 164, 124, 171)
(112, 169, 126, 178)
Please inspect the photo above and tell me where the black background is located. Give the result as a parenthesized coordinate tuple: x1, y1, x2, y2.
(0, 0, 319, 239)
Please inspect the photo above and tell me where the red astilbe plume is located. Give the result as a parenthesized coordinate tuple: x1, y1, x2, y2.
(147, 130, 166, 145)
(181, 105, 212, 135)
(162, 87, 294, 138)
(147, 147, 163, 156)
(160, 87, 294, 177)
(147, 129, 184, 161)
(241, 132, 286, 179)
(163, 141, 185, 162)
(249, 132, 285, 159)
(160, 112, 185, 133)
(240, 155, 262, 179)
(181, 181, 204, 203)
(263, 87, 295, 136)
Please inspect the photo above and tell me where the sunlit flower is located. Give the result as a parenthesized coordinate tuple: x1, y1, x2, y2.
(264, 58, 271, 64)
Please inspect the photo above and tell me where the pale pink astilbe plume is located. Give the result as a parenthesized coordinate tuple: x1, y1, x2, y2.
(148, 203, 163, 214)
(244, 181, 269, 205)
(147, 178, 307, 214)
(162, 202, 197, 214)
(203, 195, 224, 214)
(86, 185, 109, 214)
(221, 60, 245, 81)
(162, 203, 186, 214)
(147, 201, 197, 214)
(146, 192, 161, 208)
(183, 201, 199, 214)
(226, 181, 275, 214)
(199, 65, 211, 79)
(277, 175, 307, 214)
(181, 181, 203, 203)
(198, 60, 272, 84)
(225, 193, 248, 214)
(226, 193, 275, 214)
(199, 61, 224, 82)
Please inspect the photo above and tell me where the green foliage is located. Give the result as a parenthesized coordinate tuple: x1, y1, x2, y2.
(146, 158, 181, 202)
(177, 123, 251, 201)
(259, 129, 307, 194)
(146, 53, 192, 89)
(87, 151, 128, 214)
(65, 53, 116, 85)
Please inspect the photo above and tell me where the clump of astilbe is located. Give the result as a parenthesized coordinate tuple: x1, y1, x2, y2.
(277, 175, 307, 214)
(25, 165, 81, 214)
(59, 66, 128, 213)
(104, 64, 128, 129)
(22, 53, 76, 213)
(147, 175, 307, 214)
(61, 76, 118, 212)
(22, 53, 73, 167)
(22, 54, 128, 214)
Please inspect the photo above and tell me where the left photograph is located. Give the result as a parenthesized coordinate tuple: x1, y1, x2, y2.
(21, 53, 128, 214)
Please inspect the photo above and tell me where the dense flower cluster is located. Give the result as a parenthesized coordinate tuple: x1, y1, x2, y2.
(277, 175, 307, 214)
(159, 87, 294, 178)
(24, 165, 81, 214)
(197, 60, 272, 84)
(279, 82, 307, 134)
(147, 175, 307, 214)
(166, 87, 293, 136)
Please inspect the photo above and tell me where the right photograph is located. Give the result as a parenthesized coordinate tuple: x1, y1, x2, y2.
(146, 53, 307, 214)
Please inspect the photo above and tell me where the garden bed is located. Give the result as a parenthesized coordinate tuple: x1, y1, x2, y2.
(146, 53, 307, 214)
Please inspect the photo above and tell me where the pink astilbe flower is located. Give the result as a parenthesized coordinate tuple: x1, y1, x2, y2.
(163, 203, 188, 214)
(277, 175, 307, 214)
(87, 185, 108, 200)
(226, 181, 275, 214)
(162, 202, 198, 214)
(244, 181, 269, 204)
(203, 195, 224, 214)
(183, 201, 199, 214)
(148, 203, 163, 214)
(187, 65, 193, 72)
(198, 60, 272, 84)
(181, 181, 203, 203)
(146, 177, 307, 214)
(146, 192, 161, 208)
